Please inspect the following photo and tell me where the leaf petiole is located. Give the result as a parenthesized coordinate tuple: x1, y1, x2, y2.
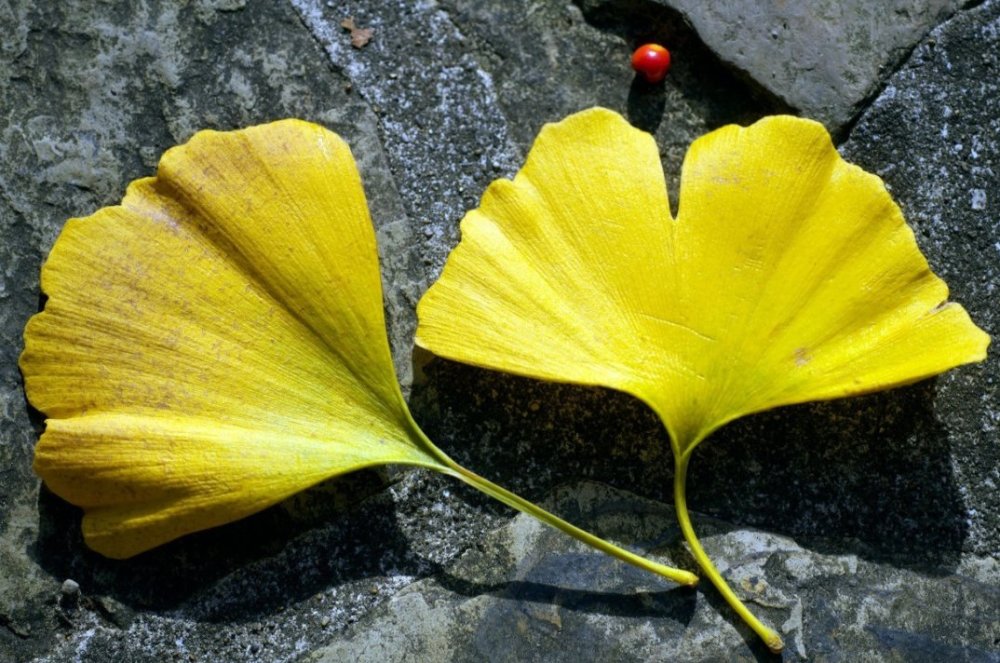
(410, 425, 699, 587)
(673, 451, 784, 653)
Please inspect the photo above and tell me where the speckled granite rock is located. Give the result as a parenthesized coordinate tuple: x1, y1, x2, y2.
(841, 0, 1000, 559)
(1, 0, 997, 661)
(306, 483, 1000, 663)
(579, 0, 965, 131)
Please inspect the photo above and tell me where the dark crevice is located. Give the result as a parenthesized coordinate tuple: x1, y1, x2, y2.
(285, 0, 351, 80)
(436, 572, 695, 621)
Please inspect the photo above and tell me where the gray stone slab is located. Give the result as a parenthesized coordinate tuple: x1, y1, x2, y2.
(306, 482, 1000, 662)
(580, 0, 964, 131)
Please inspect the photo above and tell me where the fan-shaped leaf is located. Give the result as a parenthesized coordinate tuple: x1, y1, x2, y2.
(416, 108, 990, 651)
(22, 121, 444, 558)
(22, 118, 698, 589)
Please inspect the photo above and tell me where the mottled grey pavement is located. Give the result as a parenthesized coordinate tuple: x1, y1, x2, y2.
(1, 1, 997, 661)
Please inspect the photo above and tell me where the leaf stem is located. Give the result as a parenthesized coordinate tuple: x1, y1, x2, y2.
(673, 452, 784, 653)
(408, 415, 697, 586)
(443, 460, 699, 587)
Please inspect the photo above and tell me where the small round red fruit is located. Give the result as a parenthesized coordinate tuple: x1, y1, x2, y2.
(631, 43, 671, 83)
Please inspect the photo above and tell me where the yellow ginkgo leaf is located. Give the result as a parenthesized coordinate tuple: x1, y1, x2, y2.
(21, 119, 697, 588)
(415, 107, 990, 652)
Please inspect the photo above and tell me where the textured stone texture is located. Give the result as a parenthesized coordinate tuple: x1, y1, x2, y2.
(580, 0, 965, 131)
(842, 0, 1000, 558)
(1, 0, 997, 661)
(307, 483, 1000, 662)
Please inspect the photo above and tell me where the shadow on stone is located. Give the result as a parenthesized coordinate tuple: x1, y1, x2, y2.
(437, 569, 695, 622)
(413, 359, 967, 576)
(411, 358, 675, 513)
(627, 77, 667, 133)
(31, 469, 436, 619)
(697, 583, 785, 663)
(433, 532, 699, 661)
(690, 381, 966, 574)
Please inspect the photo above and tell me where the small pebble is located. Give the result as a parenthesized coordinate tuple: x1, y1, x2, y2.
(59, 579, 81, 611)
(60, 579, 80, 598)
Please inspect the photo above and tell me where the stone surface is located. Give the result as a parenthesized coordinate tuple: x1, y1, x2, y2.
(580, 0, 965, 132)
(841, 0, 1000, 558)
(1, 0, 997, 661)
(307, 483, 1000, 663)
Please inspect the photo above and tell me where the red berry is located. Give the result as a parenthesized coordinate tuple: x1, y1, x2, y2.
(631, 43, 671, 84)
